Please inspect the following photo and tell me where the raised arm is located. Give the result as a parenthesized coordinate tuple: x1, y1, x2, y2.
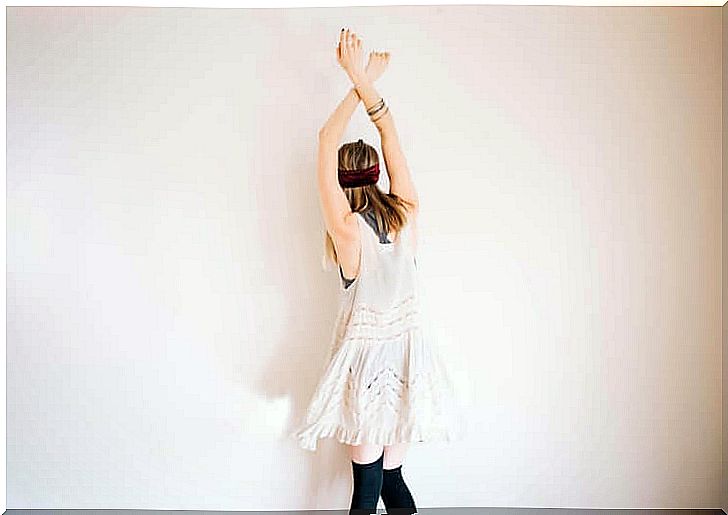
(351, 73, 419, 215)
(317, 86, 360, 241)
(318, 29, 396, 242)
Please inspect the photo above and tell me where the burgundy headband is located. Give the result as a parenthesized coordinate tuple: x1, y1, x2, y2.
(338, 163, 380, 188)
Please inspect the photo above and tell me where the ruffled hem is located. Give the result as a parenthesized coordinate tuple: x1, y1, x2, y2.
(291, 418, 464, 452)
(291, 314, 467, 452)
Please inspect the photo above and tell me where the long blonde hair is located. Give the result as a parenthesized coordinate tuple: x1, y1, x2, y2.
(322, 139, 416, 271)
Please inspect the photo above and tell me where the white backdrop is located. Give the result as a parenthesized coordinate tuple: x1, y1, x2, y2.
(6, 5, 723, 510)
(722, 2, 727, 512)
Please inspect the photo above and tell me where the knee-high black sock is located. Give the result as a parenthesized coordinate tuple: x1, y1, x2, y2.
(381, 464, 417, 515)
(349, 451, 384, 515)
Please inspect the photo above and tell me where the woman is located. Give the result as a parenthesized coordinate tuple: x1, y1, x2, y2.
(292, 29, 462, 515)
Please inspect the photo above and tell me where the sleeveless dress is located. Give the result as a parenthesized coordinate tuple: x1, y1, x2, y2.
(291, 209, 465, 451)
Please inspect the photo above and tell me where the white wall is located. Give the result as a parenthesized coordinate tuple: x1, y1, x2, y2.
(722, 1, 727, 512)
(2, 3, 7, 511)
(7, 5, 723, 510)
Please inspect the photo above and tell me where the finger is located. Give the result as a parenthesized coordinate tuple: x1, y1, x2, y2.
(341, 29, 348, 53)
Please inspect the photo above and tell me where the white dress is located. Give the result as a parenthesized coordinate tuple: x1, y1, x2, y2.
(291, 210, 464, 451)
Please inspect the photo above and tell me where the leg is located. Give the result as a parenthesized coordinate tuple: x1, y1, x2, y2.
(350, 442, 385, 465)
(382, 442, 409, 469)
(348, 443, 385, 515)
(381, 442, 417, 515)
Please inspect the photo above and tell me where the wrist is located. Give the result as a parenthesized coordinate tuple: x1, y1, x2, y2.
(351, 71, 369, 88)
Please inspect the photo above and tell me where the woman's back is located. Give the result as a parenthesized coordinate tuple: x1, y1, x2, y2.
(338, 207, 417, 290)
(292, 202, 463, 452)
(333, 211, 417, 321)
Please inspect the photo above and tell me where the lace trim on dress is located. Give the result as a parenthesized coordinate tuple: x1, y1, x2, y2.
(291, 328, 464, 451)
(334, 294, 421, 344)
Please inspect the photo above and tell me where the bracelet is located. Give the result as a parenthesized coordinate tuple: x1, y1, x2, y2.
(368, 102, 386, 118)
(366, 97, 383, 113)
(371, 105, 389, 123)
(366, 98, 384, 115)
